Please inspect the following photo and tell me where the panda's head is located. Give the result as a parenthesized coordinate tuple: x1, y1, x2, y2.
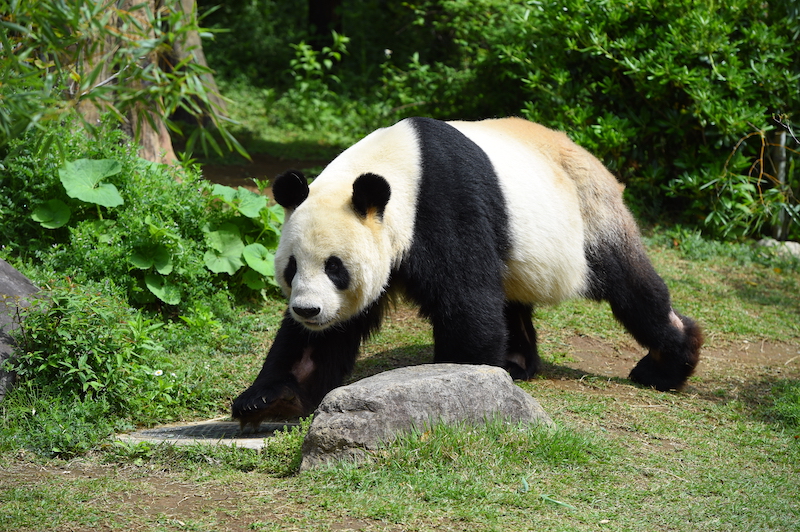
(272, 169, 393, 331)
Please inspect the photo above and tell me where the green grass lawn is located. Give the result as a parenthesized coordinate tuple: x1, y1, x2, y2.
(1, 236, 798, 531)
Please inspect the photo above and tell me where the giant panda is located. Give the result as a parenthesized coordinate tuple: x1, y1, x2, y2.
(232, 117, 703, 429)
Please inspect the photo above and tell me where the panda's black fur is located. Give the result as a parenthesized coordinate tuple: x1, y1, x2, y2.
(232, 117, 703, 429)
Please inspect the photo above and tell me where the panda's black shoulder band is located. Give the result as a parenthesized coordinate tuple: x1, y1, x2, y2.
(352, 173, 391, 219)
(273, 170, 309, 209)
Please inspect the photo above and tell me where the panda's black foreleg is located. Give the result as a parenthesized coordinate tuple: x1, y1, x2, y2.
(587, 242, 703, 391)
(423, 287, 510, 370)
(232, 302, 384, 431)
(504, 302, 541, 380)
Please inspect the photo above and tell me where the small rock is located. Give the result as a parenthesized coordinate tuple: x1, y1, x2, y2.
(0, 260, 39, 401)
(757, 238, 800, 259)
(300, 364, 552, 470)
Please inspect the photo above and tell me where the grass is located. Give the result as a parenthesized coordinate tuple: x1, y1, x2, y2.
(1, 236, 798, 531)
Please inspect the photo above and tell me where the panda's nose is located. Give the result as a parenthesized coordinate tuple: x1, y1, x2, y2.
(293, 306, 321, 319)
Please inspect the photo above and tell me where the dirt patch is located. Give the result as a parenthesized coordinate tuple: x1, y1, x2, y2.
(0, 460, 397, 531)
(201, 154, 330, 190)
(560, 335, 800, 383)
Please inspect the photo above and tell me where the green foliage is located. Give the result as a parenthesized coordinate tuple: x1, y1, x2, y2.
(473, 0, 798, 236)
(1, 119, 282, 306)
(58, 159, 124, 209)
(0, 0, 244, 158)
(203, 0, 799, 239)
(205, 183, 284, 290)
(196, 0, 307, 86)
(8, 280, 165, 408)
(0, 383, 129, 457)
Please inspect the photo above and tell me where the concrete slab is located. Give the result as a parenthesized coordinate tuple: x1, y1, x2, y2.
(117, 417, 299, 450)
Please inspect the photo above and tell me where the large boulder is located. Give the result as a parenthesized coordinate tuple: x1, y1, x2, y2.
(0, 260, 39, 401)
(300, 364, 552, 470)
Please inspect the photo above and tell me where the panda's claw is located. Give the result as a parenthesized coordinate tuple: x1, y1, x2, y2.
(232, 383, 308, 429)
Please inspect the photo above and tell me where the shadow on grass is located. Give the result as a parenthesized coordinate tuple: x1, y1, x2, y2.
(728, 275, 800, 317)
(349, 344, 636, 389)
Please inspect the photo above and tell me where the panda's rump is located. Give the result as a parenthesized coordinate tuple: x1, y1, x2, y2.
(449, 119, 588, 305)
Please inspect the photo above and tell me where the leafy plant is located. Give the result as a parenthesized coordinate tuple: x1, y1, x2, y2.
(207, 0, 800, 239)
(0, 0, 244, 157)
(667, 125, 799, 239)
(0, 383, 127, 457)
(58, 159, 124, 209)
(205, 183, 284, 291)
(4, 119, 284, 308)
(8, 280, 163, 407)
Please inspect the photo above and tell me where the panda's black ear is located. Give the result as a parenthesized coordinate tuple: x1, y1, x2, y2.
(272, 170, 309, 209)
(352, 173, 391, 219)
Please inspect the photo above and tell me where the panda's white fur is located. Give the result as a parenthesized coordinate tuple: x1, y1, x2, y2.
(275, 120, 421, 329)
(233, 117, 703, 428)
(448, 119, 588, 304)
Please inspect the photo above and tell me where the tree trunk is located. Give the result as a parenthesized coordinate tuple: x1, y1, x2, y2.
(771, 129, 789, 240)
(171, 0, 228, 122)
(76, 0, 223, 165)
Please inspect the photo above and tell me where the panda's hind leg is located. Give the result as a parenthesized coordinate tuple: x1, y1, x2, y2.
(586, 239, 703, 391)
(504, 302, 541, 380)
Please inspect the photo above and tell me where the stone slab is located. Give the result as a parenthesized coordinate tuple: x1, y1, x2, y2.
(117, 418, 299, 449)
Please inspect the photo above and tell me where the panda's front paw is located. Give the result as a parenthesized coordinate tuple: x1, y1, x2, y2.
(231, 383, 308, 433)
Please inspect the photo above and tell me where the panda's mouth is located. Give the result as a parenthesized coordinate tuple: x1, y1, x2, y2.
(295, 316, 334, 330)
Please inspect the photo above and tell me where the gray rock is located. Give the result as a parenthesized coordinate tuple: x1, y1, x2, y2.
(300, 364, 552, 471)
(0, 259, 39, 401)
(757, 238, 800, 259)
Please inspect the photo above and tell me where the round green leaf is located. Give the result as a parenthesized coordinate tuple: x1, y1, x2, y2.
(204, 249, 244, 275)
(130, 245, 173, 275)
(59, 158, 124, 207)
(144, 274, 181, 305)
(31, 199, 71, 229)
(236, 187, 268, 218)
(210, 184, 237, 203)
(242, 243, 275, 276)
(242, 269, 267, 290)
(204, 224, 244, 274)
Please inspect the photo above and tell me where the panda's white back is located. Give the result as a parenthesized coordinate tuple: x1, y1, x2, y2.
(448, 118, 589, 304)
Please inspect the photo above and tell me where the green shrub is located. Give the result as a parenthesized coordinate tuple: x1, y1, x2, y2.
(424, 0, 799, 237)
(0, 383, 127, 457)
(204, 0, 799, 239)
(1, 118, 282, 308)
(9, 280, 168, 410)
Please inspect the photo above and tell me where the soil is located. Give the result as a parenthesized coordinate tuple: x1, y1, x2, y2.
(201, 154, 330, 191)
(1, 161, 798, 532)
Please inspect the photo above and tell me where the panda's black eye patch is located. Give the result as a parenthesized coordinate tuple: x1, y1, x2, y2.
(325, 256, 350, 290)
(284, 256, 297, 286)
